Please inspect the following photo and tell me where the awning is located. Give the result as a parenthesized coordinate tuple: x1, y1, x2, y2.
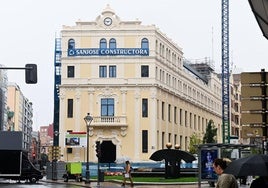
(248, 0, 268, 39)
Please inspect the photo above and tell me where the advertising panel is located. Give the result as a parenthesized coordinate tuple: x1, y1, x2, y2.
(65, 132, 87, 147)
(201, 149, 218, 180)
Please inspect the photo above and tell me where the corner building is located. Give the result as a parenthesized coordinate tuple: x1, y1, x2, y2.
(58, 5, 222, 163)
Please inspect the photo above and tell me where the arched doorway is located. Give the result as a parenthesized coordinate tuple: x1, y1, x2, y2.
(100, 140, 116, 163)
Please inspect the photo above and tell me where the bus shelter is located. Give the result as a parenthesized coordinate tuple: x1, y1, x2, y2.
(196, 143, 257, 188)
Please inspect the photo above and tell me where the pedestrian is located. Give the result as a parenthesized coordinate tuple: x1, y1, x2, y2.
(122, 160, 134, 187)
(213, 158, 238, 188)
(250, 176, 268, 188)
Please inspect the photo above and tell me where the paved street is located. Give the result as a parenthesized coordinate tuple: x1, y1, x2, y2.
(42, 178, 251, 188)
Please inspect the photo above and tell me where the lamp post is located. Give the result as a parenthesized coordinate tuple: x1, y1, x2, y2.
(84, 113, 93, 184)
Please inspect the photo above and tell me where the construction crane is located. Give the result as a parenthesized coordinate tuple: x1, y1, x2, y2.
(221, 0, 268, 144)
(53, 38, 62, 147)
(221, 0, 230, 144)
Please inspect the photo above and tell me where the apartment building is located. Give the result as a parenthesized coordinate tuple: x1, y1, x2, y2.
(7, 82, 33, 151)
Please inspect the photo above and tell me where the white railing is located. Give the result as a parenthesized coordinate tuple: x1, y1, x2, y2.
(91, 116, 127, 127)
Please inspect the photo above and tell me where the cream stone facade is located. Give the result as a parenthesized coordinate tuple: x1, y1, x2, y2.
(58, 5, 222, 163)
(7, 82, 33, 151)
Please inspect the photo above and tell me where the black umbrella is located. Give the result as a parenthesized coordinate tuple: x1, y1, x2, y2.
(149, 149, 196, 163)
(224, 154, 268, 177)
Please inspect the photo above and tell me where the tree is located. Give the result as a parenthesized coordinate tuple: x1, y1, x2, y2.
(203, 119, 217, 143)
(188, 133, 202, 154)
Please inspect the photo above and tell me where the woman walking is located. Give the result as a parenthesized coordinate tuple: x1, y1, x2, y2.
(122, 160, 134, 187)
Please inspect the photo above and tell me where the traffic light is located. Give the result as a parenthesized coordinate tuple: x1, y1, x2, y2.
(25, 64, 37, 84)
(95, 141, 101, 158)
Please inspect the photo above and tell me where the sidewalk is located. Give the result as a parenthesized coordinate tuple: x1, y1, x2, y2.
(42, 178, 250, 188)
(42, 178, 211, 188)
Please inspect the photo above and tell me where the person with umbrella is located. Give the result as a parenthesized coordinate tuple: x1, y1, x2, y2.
(224, 154, 268, 178)
(213, 158, 238, 188)
(250, 176, 268, 188)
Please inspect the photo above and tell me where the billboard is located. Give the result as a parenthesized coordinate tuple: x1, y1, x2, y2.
(65, 137, 80, 146)
(65, 132, 87, 147)
(200, 149, 218, 180)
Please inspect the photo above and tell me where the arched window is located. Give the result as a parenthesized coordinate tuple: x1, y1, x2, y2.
(68, 39, 75, 49)
(109, 38, 116, 48)
(141, 38, 149, 48)
(100, 38, 107, 48)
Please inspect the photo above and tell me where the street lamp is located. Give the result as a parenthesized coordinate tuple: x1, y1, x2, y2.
(84, 113, 93, 184)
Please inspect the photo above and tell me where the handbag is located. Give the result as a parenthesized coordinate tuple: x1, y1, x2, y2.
(124, 173, 130, 178)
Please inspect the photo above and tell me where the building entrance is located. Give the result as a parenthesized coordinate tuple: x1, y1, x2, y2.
(100, 140, 116, 163)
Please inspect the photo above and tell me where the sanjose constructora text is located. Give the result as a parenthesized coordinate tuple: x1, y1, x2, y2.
(68, 48, 149, 56)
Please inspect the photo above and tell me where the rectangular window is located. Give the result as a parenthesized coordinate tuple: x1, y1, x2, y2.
(142, 130, 148, 153)
(141, 65, 149, 77)
(180, 135, 183, 149)
(109, 66, 116, 77)
(162, 132, 165, 149)
(142, 98, 148, 117)
(174, 107, 177, 124)
(168, 104, 171, 122)
(185, 111, 188, 127)
(162, 102, 165, 120)
(157, 100, 159, 119)
(190, 112, 192, 128)
(180, 109, 182, 126)
(202, 118, 204, 131)
(198, 116, 201, 130)
(101, 98, 114, 116)
(67, 99, 73, 118)
(185, 136, 188, 150)
(67, 66, 74, 78)
(99, 66, 107, 77)
(194, 114, 196, 130)
(67, 148, 73, 153)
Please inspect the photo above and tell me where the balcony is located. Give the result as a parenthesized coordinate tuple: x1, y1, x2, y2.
(91, 116, 127, 127)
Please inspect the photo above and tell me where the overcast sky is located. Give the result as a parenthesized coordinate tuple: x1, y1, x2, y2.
(1, 0, 267, 131)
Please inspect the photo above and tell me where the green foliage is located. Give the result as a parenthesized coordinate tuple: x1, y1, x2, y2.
(203, 119, 217, 144)
(7, 107, 14, 119)
(188, 133, 202, 154)
(251, 147, 262, 154)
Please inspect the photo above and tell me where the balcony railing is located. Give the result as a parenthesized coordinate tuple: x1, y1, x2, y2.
(91, 116, 127, 127)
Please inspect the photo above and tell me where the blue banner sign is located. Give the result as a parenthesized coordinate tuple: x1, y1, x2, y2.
(68, 48, 149, 56)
